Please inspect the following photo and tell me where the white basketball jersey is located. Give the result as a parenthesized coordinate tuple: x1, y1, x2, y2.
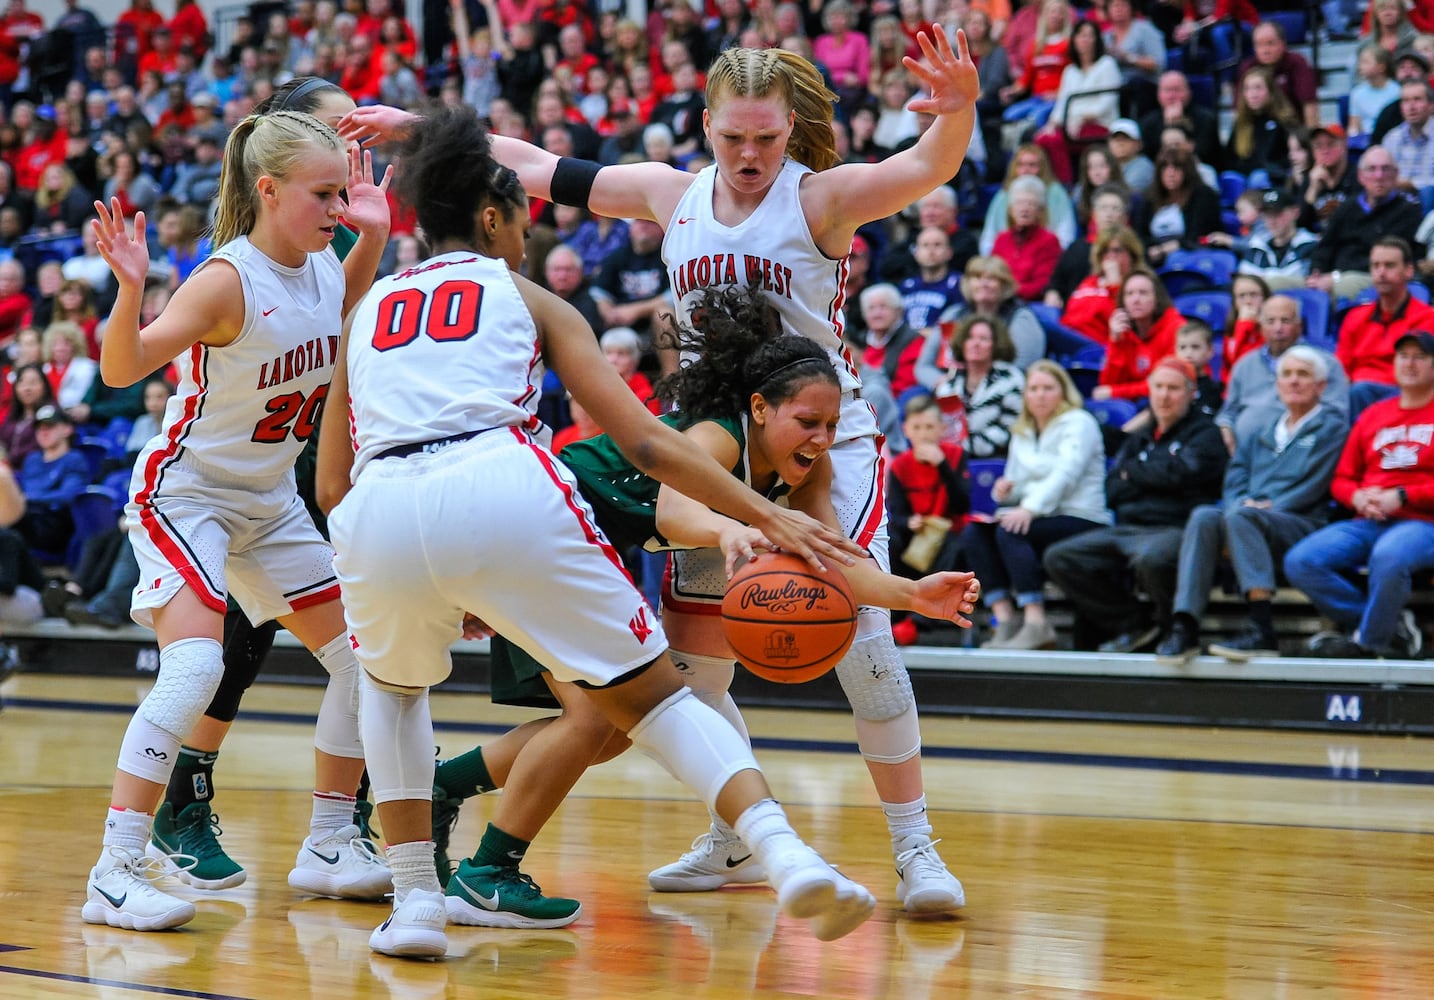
(133, 235, 345, 497)
(663, 160, 861, 394)
(345, 252, 544, 478)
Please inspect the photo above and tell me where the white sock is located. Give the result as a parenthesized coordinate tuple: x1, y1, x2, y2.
(882, 795, 933, 845)
(310, 790, 357, 843)
(97, 807, 151, 870)
(386, 840, 442, 900)
(732, 798, 803, 882)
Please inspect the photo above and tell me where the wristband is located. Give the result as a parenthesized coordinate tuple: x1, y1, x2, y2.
(1397, 486, 1409, 506)
(549, 157, 602, 208)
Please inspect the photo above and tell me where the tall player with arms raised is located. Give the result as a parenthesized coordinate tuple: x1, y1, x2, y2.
(81, 111, 393, 932)
(342, 25, 979, 914)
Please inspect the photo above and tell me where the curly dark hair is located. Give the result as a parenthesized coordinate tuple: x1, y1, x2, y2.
(392, 107, 526, 246)
(654, 286, 839, 421)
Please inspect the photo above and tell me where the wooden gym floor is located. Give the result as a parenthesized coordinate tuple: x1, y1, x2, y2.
(1, 672, 1433, 999)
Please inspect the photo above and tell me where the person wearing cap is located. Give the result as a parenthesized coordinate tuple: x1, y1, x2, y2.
(1157, 345, 1344, 664)
(1381, 79, 1434, 210)
(1372, 50, 1434, 144)
(1306, 145, 1424, 302)
(1335, 235, 1434, 418)
(1299, 122, 1358, 232)
(11, 403, 88, 556)
(1284, 330, 1434, 659)
(1139, 71, 1221, 167)
(1043, 354, 1228, 654)
(1106, 117, 1155, 193)
(1237, 187, 1318, 290)
(1217, 293, 1349, 452)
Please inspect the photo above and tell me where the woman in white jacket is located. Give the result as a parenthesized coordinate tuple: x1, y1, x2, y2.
(1033, 19, 1123, 185)
(960, 360, 1112, 649)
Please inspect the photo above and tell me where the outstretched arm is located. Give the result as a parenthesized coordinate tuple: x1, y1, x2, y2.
(338, 108, 693, 224)
(805, 26, 979, 245)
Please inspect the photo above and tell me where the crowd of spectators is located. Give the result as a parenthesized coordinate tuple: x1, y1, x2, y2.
(0, 0, 1430, 663)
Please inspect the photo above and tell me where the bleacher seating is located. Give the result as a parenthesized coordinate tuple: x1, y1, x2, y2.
(1160, 250, 1239, 296)
(968, 459, 1005, 517)
(1174, 291, 1231, 332)
(1279, 287, 1334, 351)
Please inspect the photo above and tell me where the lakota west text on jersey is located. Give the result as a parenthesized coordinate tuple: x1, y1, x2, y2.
(668, 251, 796, 300)
(256, 335, 339, 390)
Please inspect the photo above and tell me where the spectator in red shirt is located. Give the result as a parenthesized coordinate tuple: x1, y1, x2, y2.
(0, 0, 42, 104)
(555, 23, 600, 94)
(1222, 272, 1269, 375)
(1000, 0, 1073, 111)
(1285, 330, 1434, 659)
(137, 24, 179, 80)
(1060, 224, 1143, 344)
(168, 0, 209, 60)
(0, 259, 31, 353)
(1337, 236, 1434, 418)
(1092, 269, 1183, 401)
(600, 326, 663, 415)
(991, 174, 1062, 300)
(115, 0, 165, 78)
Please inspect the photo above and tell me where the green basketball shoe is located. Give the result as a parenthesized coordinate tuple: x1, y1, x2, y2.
(352, 798, 378, 841)
(444, 861, 581, 929)
(431, 785, 463, 883)
(146, 801, 247, 890)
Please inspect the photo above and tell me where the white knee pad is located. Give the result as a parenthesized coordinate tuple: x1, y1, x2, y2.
(670, 650, 749, 744)
(835, 626, 921, 765)
(628, 687, 760, 810)
(119, 637, 225, 783)
(139, 637, 225, 737)
(358, 671, 435, 804)
(313, 633, 364, 759)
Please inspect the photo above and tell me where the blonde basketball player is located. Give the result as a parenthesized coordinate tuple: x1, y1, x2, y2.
(342, 25, 978, 913)
(82, 111, 393, 932)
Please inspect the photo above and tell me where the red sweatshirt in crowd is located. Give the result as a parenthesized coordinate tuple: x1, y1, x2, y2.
(1331, 395, 1434, 522)
(1098, 306, 1184, 400)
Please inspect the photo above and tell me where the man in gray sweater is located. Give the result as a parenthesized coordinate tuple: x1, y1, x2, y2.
(1158, 346, 1347, 662)
(1215, 294, 1349, 452)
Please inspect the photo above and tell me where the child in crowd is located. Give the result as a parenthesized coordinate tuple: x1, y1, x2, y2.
(887, 394, 971, 645)
(1205, 189, 1267, 255)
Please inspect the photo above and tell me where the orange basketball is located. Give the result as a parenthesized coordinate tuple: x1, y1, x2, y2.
(721, 552, 858, 684)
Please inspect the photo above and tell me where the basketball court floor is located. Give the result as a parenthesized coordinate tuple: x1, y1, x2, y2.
(2, 672, 1433, 998)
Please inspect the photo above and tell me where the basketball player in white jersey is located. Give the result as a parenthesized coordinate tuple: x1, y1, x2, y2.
(341, 25, 979, 913)
(81, 111, 393, 932)
(317, 108, 880, 958)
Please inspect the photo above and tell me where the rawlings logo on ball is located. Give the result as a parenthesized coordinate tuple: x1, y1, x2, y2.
(735, 579, 833, 615)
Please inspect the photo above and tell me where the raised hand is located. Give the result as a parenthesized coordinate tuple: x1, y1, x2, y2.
(340, 145, 393, 237)
(337, 105, 420, 147)
(719, 523, 774, 577)
(910, 570, 980, 627)
(905, 26, 979, 118)
(91, 198, 149, 291)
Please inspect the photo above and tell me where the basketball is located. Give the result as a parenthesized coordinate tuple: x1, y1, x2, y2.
(721, 552, 858, 684)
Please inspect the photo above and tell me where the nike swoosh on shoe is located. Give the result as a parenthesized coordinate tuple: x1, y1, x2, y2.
(94, 885, 127, 908)
(726, 854, 753, 868)
(308, 848, 341, 865)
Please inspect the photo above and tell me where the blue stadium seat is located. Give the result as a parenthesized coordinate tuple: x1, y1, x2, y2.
(1267, 11, 1307, 44)
(1086, 398, 1140, 429)
(74, 440, 109, 483)
(1218, 171, 1247, 208)
(1030, 305, 1106, 394)
(31, 488, 121, 571)
(1279, 286, 1333, 350)
(1186, 74, 1216, 111)
(1174, 291, 1231, 331)
(967, 459, 1006, 517)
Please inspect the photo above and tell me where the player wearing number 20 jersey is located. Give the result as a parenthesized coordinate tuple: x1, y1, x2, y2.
(126, 235, 347, 627)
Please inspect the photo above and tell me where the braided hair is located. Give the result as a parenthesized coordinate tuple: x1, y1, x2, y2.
(655, 285, 838, 422)
(391, 107, 526, 247)
(705, 48, 841, 173)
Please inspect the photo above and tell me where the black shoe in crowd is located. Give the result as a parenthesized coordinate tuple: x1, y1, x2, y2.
(1304, 631, 1372, 660)
(1098, 625, 1162, 655)
(1208, 625, 1281, 662)
(63, 601, 124, 630)
(1154, 621, 1200, 665)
